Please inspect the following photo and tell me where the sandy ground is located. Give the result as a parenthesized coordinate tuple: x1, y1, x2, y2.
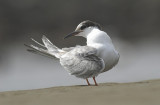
(0, 79, 160, 105)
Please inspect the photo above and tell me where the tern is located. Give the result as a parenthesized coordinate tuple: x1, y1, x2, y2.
(25, 20, 120, 86)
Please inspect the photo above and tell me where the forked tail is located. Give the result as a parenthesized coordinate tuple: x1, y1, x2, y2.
(25, 35, 64, 59)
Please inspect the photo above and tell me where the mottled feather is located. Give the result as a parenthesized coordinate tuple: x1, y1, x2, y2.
(60, 46, 105, 78)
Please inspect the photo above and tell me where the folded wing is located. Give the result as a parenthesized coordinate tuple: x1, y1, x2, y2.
(60, 46, 105, 78)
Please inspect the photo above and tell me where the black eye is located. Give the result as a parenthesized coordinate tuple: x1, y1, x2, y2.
(81, 25, 87, 30)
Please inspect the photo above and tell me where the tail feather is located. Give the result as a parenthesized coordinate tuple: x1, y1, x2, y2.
(24, 44, 58, 59)
(27, 49, 57, 59)
(42, 35, 62, 52)
(31, 38, 45, 48)
(25, 35, 62, 59)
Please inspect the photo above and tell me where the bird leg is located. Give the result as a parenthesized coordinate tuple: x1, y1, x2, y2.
(93, 77, 98, 86)
(86, 78, 90, 86)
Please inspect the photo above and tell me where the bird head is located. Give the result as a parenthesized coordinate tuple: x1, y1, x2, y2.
(64, 20, 101, 39)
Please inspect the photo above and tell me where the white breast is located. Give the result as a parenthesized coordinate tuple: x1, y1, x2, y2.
(86, 28, 119, 72)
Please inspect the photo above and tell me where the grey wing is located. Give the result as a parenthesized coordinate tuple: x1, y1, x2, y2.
(62, 45, 81, 52)
(62, 47, 75, 52)
(60, 46, 105, 79)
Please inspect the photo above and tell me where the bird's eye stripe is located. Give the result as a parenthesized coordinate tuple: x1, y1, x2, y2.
(81, 25, 87, 30)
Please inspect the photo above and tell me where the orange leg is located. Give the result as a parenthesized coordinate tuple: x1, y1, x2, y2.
(86, 78, 90, 86)
(93, 77, 98, 86)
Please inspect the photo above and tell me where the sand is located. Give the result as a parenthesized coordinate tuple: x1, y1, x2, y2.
(0, 79, 160, 105)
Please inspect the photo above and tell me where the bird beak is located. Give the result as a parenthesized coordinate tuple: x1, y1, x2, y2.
(64, 30, 82, 39)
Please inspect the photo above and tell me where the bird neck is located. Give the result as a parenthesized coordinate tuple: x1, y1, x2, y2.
(86, 28, 113, 47)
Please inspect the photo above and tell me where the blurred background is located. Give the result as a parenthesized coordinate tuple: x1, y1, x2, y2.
(0, 0, 160, 92)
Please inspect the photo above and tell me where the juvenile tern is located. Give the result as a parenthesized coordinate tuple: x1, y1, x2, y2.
(25, 20, 120, 86)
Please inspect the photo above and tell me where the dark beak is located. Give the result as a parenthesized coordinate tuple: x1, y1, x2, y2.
(64, 31, 82, 39)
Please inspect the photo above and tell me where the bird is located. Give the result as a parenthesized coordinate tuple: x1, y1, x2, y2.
(25, 20, 120, 86)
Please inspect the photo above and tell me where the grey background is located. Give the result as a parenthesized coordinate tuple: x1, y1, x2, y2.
(0, 0, 160, 92)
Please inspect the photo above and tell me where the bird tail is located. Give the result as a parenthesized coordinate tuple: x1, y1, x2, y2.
(25, 35, 64, 59)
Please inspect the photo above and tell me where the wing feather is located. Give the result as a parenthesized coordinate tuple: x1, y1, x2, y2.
(60, 46, 105, 78)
